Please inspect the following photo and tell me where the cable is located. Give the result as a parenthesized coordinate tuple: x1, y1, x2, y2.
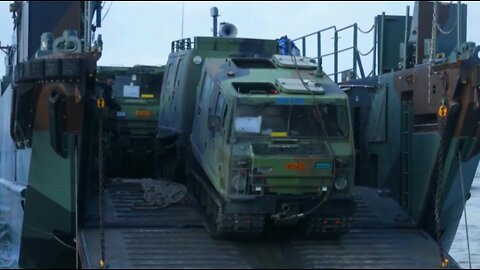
(274, 53, 338, 220)
(52, 233, 76, 251)
(355, 46, 374, 57)
(101, 1, 113, 23)
(357, 24, 375, 34)
(458, 151, 472, 269)
(437, 22, 457, 35)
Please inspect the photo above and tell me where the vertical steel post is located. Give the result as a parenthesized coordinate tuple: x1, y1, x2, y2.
(334, 31, 338, 83)
(373, 18, 377, 76)
(457, 1, 461, 49)
(317, 32, 322, 74)
(403, 5, 410, 70)
(211, 7, 219, 37)
(353, 23, 358, 79)
(85, 1, 92, 52)
(379, 12, 385, 75)
(302, 37, 306, 57)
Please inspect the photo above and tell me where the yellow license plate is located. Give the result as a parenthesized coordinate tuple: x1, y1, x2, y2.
(141, 94, 154, 99)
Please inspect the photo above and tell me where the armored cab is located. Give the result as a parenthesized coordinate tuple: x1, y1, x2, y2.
(155, 37, 277, 178)
(157, 33, 356, 238)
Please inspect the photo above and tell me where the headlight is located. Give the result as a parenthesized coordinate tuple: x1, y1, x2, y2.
(254, 167, 272, 174)
(230, 158, 251, 194)
(334, 177, 348, 190)
(230, 170, 247, 193)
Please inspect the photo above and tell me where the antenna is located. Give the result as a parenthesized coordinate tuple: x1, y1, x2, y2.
(181, 2, 185, 39)
(211, 7, 219, 37)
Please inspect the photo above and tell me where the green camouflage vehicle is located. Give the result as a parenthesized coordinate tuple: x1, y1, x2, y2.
(156, 34, 356, 238)
(97, 65, 165, 178)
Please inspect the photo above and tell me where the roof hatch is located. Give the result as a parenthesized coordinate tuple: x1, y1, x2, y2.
(275, 78, 325, 95)
(273, 55, 317, 69)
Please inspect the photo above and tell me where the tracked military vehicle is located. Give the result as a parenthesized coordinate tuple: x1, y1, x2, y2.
(96, 65, 164, 178)
(156, 26, 356, 238)
(2, 1, 478, 268)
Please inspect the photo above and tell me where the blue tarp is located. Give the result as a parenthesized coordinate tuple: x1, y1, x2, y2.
(277, 36, 300, 56)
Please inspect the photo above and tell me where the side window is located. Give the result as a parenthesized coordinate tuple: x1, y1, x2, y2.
(200, 73, 213, 107)
(161, 63, 173, 100)
(215, 93, 225, 117)
(209, 85, 219, 114)
(174, 58, 183, 88)
(162, 63, 172, 88)
(222, 104, 229, 126)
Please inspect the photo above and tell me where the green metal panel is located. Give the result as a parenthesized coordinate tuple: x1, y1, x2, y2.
(376, 15, 412, 74)
(19, 131, 75, 268)
(409, 133, 440, 222)
(366, 84, 386, 143)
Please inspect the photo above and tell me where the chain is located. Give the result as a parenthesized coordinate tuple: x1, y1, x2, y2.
(98, 117, 106, 268)
(75, 144, 79, 269)
(437, 22, 457, 35)
(357, 24, 375, 34)
(435, 110, 448, 268)
(355, 46, 375, 56)
(428, 1, 438, 105)
(430, 2, 449, 267)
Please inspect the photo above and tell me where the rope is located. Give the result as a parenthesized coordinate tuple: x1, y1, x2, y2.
(101, 2, 113, 23)
(428, 1, 438, 105)
(358, 24, 375, 34)
(52, 234, 76, 250)
(437, 22, 457, 35)
(458, 151, 472, 269)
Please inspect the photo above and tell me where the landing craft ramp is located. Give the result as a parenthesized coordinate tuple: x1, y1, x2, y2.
(79, 179, 458, 269)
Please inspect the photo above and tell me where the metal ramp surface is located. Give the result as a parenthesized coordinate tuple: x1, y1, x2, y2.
(79, 180, 459, 269)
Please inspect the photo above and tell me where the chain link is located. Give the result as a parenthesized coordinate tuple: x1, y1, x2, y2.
(430, 2, 448, 267)
(98, 117, 106, 268)
(355, 46, 375, 56)
(357, 24, 375, 34)
(428, 1, 438, 105)
(435, 114, 447, 268)
(437, 22, 457, 35)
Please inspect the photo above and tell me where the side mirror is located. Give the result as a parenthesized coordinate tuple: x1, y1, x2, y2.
(208, 115, 221, 131)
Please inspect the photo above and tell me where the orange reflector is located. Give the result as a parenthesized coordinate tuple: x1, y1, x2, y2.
(438, 105, 448, 118)
(96, 97, 105, 109)
(136, 109, 151, 118)
(286, 162, 305, 170)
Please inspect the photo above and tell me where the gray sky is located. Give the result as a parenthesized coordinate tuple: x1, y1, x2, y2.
(1, 1, 479, 78)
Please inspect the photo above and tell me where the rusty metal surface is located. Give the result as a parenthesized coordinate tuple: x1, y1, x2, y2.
(79, 180, 458, 268)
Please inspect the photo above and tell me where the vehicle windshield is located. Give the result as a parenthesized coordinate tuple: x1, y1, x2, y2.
(113, 73, 163, 99)
(233, 103, 348, 138)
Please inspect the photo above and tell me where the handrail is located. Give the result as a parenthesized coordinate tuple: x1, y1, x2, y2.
(321, 47, 354, 58)
(291, 26, 337, 42)
(293, 22, 376, 83)
(0, 178, 26, 198)
(171, 38, 193, 52)
(336, 24, 356, 33)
